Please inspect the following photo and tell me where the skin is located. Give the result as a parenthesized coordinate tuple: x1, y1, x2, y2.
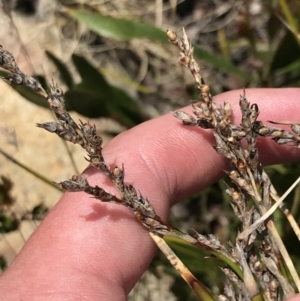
(1, 88, 300, 300)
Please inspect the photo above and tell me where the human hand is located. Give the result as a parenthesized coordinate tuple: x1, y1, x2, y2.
(1, 88, 300, 300)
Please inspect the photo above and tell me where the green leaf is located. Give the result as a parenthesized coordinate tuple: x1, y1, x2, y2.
(67, 54, 148, 127)
(267, 10, 282, 42)
(71, 54, 111, 93)
(0, 71, 48, 108)
(99, 67, 152, 94)
(110, 86, 148, 125)
(273, 58, 300, 86)
(69, 9, 251, 80)
(65, 84, 147, 127)
(165, 237, 216, 301)
(64, 87, 110, 118)
(0, 215, 19, 232)
(9, 84, 48, 108)
(270, 30, 300, 71)
(68, 9, 167, 43)
(0, 255, 7, 271)
(193, 46, 252, 81)
(46, 51, 74, 88)
(165, 237, 216, 273)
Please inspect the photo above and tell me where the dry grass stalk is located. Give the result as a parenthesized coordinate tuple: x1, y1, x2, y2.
(167, 28, 300, 299)
(1, 27, 300, 300)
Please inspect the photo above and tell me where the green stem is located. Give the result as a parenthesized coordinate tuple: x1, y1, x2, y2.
(0, 148, 61, 191)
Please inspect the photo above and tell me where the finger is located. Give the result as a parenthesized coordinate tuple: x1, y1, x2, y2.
(100, 87, 300, 206)
(286, 294, 300, 301)
(1, 88, 300, 301)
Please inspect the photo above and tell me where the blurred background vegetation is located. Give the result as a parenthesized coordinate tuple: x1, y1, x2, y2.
(1, 0, 300, 300)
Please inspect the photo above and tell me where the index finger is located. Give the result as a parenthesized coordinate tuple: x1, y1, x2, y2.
(1, 88, 300, 301)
